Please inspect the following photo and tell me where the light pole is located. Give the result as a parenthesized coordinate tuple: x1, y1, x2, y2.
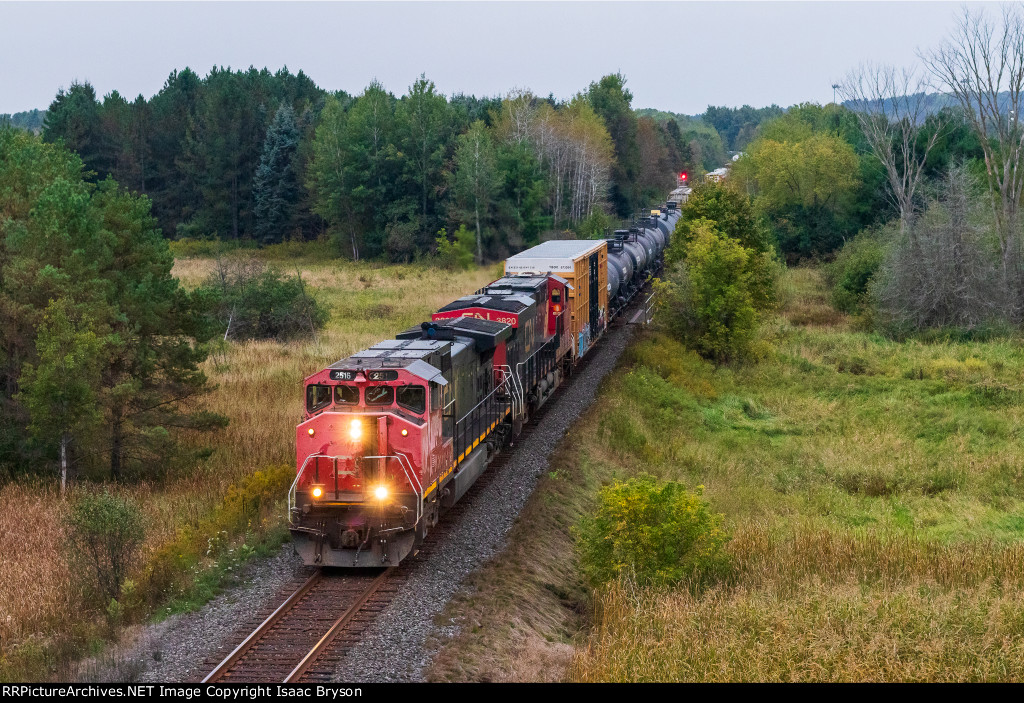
(832, 83, 840, 105)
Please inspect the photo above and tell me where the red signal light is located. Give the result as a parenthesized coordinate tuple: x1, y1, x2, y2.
(680, 172, 688, 181)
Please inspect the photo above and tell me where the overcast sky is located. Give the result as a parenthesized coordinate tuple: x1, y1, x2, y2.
(0, 1, 1004, 116)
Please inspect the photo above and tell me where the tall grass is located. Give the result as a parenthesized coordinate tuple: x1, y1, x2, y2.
(570, 571, 1024, 682)
(0, 483, 76, 657)
(427, 265, 1024, 682)
(563, 267, 1024, 681)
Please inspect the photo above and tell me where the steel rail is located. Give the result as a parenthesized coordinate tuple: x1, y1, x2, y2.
(202, 570, 323, 683)
(282, 567, 394, 683)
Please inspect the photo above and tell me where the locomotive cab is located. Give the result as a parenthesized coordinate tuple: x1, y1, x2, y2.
(291, 319, 515, 568)
(291, 348, 451, 567)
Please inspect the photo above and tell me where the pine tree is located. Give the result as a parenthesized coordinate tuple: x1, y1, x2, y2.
(147, 68, 202, 236)
(0, 130, 225, 481)
(42, 81, 106, 179)
(254, 104, 300, 244)
(179, 68, 272, 239)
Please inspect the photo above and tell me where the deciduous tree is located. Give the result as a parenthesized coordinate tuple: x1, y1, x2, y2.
(19, 300, 105, 495)
(450, 120, 500, 263)
(839, 63, 948, 238)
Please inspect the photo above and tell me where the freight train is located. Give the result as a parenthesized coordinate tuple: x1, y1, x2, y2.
(289, 205, 680, 567)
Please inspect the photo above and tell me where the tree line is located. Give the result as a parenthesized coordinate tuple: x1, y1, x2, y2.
(40, 68, 697, 263)
(730, 101, 983, 263)
(0, 109, 46, 134)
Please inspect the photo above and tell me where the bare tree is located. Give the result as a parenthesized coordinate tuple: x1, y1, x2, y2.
(921, 5, 1024, 292)
(875, 165, 1009, 332)
(500, 88, 538, 146)
(838, 63, 948, 239)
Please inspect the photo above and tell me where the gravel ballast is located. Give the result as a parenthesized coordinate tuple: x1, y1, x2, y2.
(334, 325, 635, 683)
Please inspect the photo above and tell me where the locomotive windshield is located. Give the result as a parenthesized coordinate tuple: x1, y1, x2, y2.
(334, 385, 359, 404)
(306, 384, 331, 413)
(365, 385, 395, 406)
(397, 385, 426, 414)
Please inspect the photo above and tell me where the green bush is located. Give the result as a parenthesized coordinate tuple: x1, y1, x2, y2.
(196, 263, 328, 341)
(435, 226, 475, 270)
(576, 211, 615, 240)
(574, 475, 731, 588)
(139, 465, 293, 612)
(658, 219, 766, 363)
(826, 232, 885, 315)
(64, 491, 146, 607)
(260, 238, 337, 261)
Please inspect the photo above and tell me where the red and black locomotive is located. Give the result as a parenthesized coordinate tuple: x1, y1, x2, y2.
(289, 206, 680, 567)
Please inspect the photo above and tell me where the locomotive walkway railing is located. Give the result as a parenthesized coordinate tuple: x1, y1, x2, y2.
(454, 377, 513, 461)
(513, 336, 559, 403)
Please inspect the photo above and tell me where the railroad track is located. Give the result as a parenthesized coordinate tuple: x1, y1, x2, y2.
(200, 292, 646, 684)
(201, 568, 394, 683)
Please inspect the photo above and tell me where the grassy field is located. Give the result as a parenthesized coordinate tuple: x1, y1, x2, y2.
(429, 266, 1024, 682)
(0, 250, 496, 681)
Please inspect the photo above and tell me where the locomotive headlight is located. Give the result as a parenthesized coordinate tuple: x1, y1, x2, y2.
(307, 428, 315, 437)
(401, 429, 408, 437)
(373, 485, 389, 501)
(311, 485, 324, 499)
(349, 419, 363, 441)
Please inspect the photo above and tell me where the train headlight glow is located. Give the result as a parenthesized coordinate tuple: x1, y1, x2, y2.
(349, 419, 363, 441)
(307, 428, 315, 437)
(373, 485, 389, 501)
(401, 429, 408, 436)
(311, 486, 323, 499)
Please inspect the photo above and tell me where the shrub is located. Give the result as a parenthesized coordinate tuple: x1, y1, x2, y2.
(384, 220, 418, 263)
(826, 231, 886, 315)
(139, 465, 293, 610)
(576, 210, 615, 240)
(873, 166, 1011, 335)
(195, 259, 328, 341)
(260, 238, 336, 261)
(658, 219, 765, 363)
(435, 226, 475, 270)
(64, 491, 145, 606)
(168, 238, 257, 259)
(574, 474, 731, 589)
